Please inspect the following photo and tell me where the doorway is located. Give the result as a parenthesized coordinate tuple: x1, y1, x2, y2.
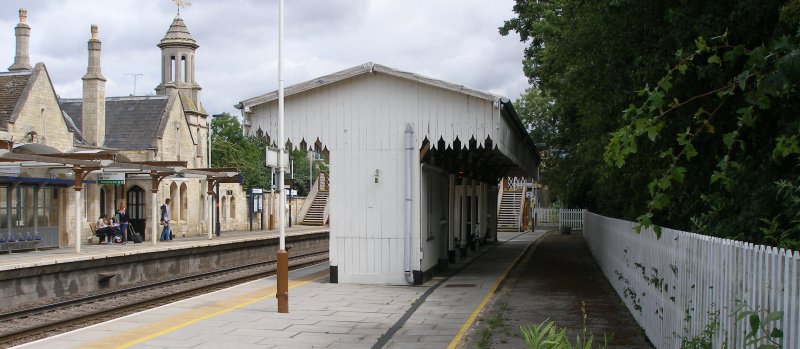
(126, 186, 146, 239)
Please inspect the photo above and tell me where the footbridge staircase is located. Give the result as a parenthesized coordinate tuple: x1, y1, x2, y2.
(299, 172, 330, 226)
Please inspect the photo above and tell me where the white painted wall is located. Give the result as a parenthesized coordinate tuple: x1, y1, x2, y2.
(328, 147, 421, 284)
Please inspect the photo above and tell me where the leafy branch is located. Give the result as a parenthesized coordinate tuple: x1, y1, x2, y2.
(732, 298, 784, 349)
(604, 30, 800, 236)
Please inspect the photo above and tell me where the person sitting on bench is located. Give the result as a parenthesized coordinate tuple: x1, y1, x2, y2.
(96, 214, 117, 243)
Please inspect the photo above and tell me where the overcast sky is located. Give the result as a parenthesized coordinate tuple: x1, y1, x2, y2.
(0, 0, 529, 116)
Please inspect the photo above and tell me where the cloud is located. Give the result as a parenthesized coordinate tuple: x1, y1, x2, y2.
(0, 0, 528, 115)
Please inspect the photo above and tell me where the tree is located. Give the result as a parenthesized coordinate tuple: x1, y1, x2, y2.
(210, 113, 269, 190)
(501, 0, 800, 248)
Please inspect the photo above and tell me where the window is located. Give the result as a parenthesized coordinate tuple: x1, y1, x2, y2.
(229, 196, 236, 219)
(0, 186, 6, 231)
(99, 188, 106, 217)
(12, 186, 33, 228)
(127, 186, 145, 219)
(170, 56, 176, 82)
(221, 196, 227, 221)
(182, 56, 188, 82)
(196, 127, 202, 157)
(180, 183, 187, 221)
(37, 188, 57, 228)
(170, 183, 178, 220)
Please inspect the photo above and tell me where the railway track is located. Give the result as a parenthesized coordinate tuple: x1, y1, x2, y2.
(0, 251, 329, 348)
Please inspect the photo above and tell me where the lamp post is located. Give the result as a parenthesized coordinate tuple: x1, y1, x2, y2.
(276, 0, 289, 314)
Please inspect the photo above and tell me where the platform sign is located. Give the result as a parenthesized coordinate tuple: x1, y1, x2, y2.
(266, 147, 289, 169)
(251, 188, 263, 213)
(97, 172, 124, 185)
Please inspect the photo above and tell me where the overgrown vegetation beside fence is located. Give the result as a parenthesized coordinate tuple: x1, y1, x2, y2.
(584, 213, 799, 349)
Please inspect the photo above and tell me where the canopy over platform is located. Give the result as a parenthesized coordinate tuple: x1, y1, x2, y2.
(0, 141, 241, 253)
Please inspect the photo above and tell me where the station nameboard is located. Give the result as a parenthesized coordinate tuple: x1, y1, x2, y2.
(97, 172, 125, 185)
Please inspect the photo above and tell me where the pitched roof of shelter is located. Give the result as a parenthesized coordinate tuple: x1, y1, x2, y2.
(60, 95, 173, 150)
(239, 62, 503, 109)
(238, 62, 536, 159)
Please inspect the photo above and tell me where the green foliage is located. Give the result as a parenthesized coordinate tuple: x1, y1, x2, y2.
(733, 298, 785, 349)
(521, 302, 607, 349)
(676, 299, 785, 349)
(515, 86, 561, 177)
(520, 319, 604, 349)
(210, 113, 269, 190)
(679, 307, 724, 349)
(478, 302, 509, 348)
(521, 319, 565, 349)
(605, 29, 800, 244)
(501, 0, 800, 248)
(211, 114, 327, 197)
(515, 86, 559, 146)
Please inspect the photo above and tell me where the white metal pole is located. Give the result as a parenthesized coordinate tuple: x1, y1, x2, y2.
(207, 189, 213, 239)
(152, 191, 158, 244)
(75, 190, 81, 253)
(278, 0, 286, 251)
(208, 116, 213, 240)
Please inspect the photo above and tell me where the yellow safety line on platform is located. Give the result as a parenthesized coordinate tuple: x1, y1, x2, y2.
(79, 269, 328, 349)
(446, 233, 544, 349)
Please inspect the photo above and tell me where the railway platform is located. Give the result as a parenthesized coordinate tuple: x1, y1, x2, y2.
(13, 230, 546, 349)
(9, 229, 652, 349)
(0, 226, 327, 272)
(0, 226, 329, 315)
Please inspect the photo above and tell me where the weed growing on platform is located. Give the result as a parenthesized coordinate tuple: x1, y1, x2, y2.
(520, 319, 606, 349)
(478, 302, 509, 348)
(520, 302, 608, 349)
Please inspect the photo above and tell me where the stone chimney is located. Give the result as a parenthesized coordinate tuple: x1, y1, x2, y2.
(81, 24, 106, 147)
(8, 8, 32, 71)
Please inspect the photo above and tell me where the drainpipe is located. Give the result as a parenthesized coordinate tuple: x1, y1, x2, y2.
(404, 124, 414, 284)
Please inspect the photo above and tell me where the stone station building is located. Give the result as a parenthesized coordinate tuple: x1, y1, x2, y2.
(0, 9, 249, 251)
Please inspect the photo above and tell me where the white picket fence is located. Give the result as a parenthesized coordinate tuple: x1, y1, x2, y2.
(533, 208, 586, 230)
(559, 209, 585, 230)
(534, 208, 559, 224)
(584, 212, 800, 349)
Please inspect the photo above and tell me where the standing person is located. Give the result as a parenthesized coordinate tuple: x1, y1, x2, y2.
(116, 203, 130, 244)
(160, 198, 171, 241)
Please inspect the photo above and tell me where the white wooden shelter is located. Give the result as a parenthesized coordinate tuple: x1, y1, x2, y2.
(239, 63, 538, 284)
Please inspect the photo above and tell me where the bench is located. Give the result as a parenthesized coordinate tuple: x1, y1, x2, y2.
(0, 232, 42, 253)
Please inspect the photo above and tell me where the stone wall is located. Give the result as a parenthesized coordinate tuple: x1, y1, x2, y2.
(0, 231, 328, 311)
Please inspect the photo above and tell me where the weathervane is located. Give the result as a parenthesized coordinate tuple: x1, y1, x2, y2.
(173, 0, 191, 15)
